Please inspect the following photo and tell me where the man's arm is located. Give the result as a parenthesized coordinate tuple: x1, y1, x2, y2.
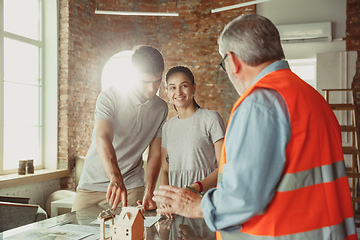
(153, 185, 203, 218)
(94, 119, 127, 210)
(141, 137, 162, 210)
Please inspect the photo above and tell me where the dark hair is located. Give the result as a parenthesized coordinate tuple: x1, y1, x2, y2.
(131, 45, 164, 75)
(165, 66, 201, 110)
(218, 13, 285, 66)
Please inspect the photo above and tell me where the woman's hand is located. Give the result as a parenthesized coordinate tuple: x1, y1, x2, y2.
(188, 183, 201, 192)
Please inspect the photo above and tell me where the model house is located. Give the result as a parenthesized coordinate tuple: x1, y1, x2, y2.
(112, 207, 145, 240)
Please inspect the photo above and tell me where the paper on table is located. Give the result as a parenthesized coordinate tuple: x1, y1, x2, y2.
(4, 224, 94, 240)
(90, 215, 161, 227)
(52, 224, 106, 240)
(144, 216, 162, 227)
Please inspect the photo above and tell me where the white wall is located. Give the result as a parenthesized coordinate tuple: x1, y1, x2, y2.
(257, 0, 346, 59)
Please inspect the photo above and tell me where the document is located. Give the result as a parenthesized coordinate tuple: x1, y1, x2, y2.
(4, 224, 94, 240)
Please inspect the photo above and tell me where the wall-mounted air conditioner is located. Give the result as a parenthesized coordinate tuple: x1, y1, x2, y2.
(276, 22, 332, 44)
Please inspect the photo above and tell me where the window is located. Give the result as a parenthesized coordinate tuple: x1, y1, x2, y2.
(0, 0, 58, 174)
(288, 58, 317, 89)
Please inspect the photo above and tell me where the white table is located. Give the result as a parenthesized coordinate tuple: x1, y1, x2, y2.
(50, 196, 75, 217)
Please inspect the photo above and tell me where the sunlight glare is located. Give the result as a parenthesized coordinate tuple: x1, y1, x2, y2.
(101, 50, 138, 93)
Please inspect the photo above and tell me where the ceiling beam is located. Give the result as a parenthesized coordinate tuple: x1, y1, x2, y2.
(211, 0, 271, 13)
(95, 10, 179, 17)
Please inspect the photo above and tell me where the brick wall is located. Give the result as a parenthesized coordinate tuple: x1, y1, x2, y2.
(347, 0, 360, 87)
(59, 0, 253, 189)
(347, 0, 360, 136)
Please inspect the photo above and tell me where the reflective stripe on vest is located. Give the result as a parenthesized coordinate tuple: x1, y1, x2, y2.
(218, 160, 347, 192)
(278, 160, 346, 191)
(217, 217, 357, 240)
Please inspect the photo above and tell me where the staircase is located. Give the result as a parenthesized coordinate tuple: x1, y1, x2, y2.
(322, 88, 360, 226)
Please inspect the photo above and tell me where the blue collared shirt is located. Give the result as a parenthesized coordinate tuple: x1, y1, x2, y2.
(201, 60, 292, 232)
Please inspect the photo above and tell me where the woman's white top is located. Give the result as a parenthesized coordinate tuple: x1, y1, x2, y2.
(162, 108, 225, 190)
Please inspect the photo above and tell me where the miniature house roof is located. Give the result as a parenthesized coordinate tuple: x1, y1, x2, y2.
(116, 207, 145, 227)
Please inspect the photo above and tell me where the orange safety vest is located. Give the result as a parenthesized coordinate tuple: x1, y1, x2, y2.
(217, 69, 357, 240)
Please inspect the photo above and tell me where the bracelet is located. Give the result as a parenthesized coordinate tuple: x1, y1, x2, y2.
(195, 181, 203, 192)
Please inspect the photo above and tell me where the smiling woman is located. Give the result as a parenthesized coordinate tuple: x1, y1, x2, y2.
(101, 50, 136, 92)
(159, 66, 225, 218)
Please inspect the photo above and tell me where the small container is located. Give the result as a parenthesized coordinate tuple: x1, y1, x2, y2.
(18, 160, 27, 175)
(27, 159, 34, 174)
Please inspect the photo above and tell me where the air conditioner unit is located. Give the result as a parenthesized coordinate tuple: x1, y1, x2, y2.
(276, 22, 332, 44)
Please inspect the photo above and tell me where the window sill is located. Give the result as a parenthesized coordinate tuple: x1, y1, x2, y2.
(0, 169, 70, 189)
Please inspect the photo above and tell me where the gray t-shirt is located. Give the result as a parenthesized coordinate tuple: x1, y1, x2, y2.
(79, 86, 168, 192)
(162, 108, 225, 189)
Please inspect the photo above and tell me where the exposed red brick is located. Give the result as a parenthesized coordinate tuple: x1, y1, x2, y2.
(347, 0, 360, 89)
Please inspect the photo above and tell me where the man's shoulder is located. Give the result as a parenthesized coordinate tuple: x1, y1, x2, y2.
(245, 88, 285, 107)
(152, 95, 168, 109)
(237, 88, 289, 123)
(98, 88, 113, 98)
(96, 88, 118, 107)
(99, 87, 128, 101)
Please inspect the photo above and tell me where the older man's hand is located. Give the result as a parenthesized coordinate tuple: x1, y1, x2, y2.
(152, 185, 203, 218)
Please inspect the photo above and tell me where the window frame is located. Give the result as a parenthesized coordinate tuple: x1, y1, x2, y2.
(0, 0, 58, 174)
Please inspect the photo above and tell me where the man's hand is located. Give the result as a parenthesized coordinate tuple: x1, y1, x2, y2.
(107, 178, 127, 210)
(137, 191, 157, 211)
(153, 185, 204, 218)
(160, 203, 173, 219)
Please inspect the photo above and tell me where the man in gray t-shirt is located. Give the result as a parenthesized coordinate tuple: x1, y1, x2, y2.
(73, 46, 168, 211)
